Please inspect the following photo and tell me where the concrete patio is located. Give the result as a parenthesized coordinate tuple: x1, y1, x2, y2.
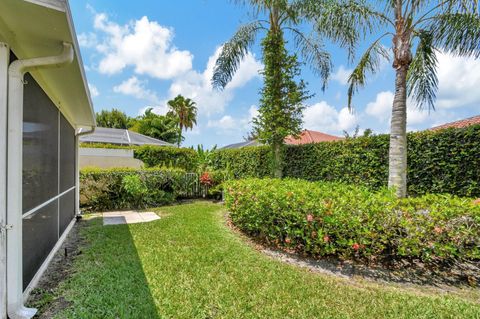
(103, 211, 160, 225)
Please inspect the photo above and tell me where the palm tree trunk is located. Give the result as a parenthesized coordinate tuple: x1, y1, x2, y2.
(273, 142, 283, 178)
(388, 66, 408, 198)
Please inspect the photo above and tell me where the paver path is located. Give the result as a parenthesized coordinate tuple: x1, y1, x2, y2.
(102, 211, 160, 225)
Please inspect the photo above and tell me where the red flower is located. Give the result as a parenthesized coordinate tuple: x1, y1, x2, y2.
(323, 235, 330, 243)
(306, 214, 314, 222)
(200, 172, 213, 186)
(285, 237, 292, 244)
(352, 243, 360, 251)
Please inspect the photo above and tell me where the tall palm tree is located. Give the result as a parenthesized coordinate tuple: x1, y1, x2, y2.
(212, 0, 374, 177)
(347, 0, 480, 198)
(167, 95, 198, 146)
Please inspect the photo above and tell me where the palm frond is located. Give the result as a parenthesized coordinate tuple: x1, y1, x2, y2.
(288, 28, 332, 91)
(347, 36, 390, 109)
(407, 30, 438, 110)
(430, 12, 480, 58)
(299, 0, 388, 61)
(212, 21, 264, 90)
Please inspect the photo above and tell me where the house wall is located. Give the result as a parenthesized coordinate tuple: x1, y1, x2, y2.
(79, 147, 144, 169)
(22, 73, 76, 290)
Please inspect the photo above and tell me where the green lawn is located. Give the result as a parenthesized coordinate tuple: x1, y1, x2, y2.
(45, 202, 479, 318)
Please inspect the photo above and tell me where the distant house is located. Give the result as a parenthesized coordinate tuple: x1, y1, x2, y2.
(220, 129, 342, 149)
(430, 115, 480, 131)
(79, 127, 175, 169)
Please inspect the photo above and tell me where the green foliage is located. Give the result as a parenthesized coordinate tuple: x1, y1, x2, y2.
(134, 145, 198, 171)
(211, 125, 480, 197)
(95, 108, 130, 129)
(79, 167, 186, 212)
(210, 146, 273, 179)
(224, 178, 480, 263)
(129, 108, 181, 144)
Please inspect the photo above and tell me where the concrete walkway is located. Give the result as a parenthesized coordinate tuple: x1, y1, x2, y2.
(103, 211, 160, 225)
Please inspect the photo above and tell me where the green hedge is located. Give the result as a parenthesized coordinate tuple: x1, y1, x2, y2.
(209, 146, 273, 179)
(224, 179, 480, 263)
(80, 167, 197, 212)
(212, 125, 480, 197)
(134, 145, 198, 171)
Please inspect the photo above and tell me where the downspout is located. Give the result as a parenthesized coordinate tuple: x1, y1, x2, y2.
(75, 126, 95, 216)
(7, 42, 74, 319)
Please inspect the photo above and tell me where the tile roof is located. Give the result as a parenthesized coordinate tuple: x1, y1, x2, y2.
(220, 130, 342, 149)
(430, 115, 480, 131)
(284, 130, 342, 145)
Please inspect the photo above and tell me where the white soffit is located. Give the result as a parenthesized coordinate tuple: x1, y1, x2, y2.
(0, 0, 95, 128)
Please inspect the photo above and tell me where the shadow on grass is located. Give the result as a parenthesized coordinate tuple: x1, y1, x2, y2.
(29, 217, 160, 318)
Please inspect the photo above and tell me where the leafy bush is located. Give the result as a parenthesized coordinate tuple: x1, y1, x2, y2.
(80, 167, 186, 212)
(209, 146, 273, 179)
(213, 125, 480, 197)
(224, 178, 480, 263)
(134, 145, 198, 171)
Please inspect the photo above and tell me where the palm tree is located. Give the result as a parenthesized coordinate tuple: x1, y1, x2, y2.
(347, 1, 480, 198)
(167, 95, 198, 146)
(212, 0, 374, 177)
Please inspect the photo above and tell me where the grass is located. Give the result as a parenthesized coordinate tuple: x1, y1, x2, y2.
(49, 202, 479, 318)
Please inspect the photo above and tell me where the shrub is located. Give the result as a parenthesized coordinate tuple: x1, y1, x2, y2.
(213, 125, 480, 197)
(134, 145, 198, 171)
(224, 178, 480, 263)
(80, 167, 187, 212)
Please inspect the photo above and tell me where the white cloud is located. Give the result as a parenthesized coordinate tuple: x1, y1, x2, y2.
(365, 91, 394, 122)
(331, 65, 352, 85)
(168, 47, 262, 116)
(436, 52, 480, 109)
(78, 32, 98, 48)
(113, 76, 159, 102)
(93, 13, 193, 79)
(207, 105, 259, 134)
(303, 101, 358, 133)
(88, 83, 99, 97)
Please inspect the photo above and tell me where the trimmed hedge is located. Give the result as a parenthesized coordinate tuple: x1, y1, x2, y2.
(80, 167, 196, 212)
(212, 125, 480, 197)
(224, 178, 480, 263)
(134, 145, 198, 171)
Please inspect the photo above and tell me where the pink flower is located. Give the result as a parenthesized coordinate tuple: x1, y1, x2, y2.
(473, 198, 480, 206)
(306, 214, 314, 222)
(352, 243, 360, 251)
(285, 237, 292, 244)
(323, 235, 330, 243)
(434, 226, 443, 234)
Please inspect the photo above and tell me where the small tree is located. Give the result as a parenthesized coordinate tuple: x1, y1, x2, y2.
(129, 108, 181, 144)
(253, 30, 311, 177)
(96, 108, 130, 129)
(167, 95, 198, 146)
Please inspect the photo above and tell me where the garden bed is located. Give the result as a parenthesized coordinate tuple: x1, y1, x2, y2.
(224, 178, 480, 286)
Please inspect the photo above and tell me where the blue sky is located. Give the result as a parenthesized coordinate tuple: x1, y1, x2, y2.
(71, 1, 480, 148)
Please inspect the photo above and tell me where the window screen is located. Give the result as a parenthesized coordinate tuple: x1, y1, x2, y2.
(59, 189, 75, 236)
(22, 200, 59, 289)
(60, 114, 75, 192)
(23, 73, 59, 213)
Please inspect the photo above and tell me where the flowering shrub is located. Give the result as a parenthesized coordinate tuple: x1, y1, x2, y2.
(224, 178, 480, 263)
(200, 172, 214, 186)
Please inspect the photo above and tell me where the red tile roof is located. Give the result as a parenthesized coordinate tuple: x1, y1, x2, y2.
(284, 130, 342, 145)
(430, 115, 480, 131)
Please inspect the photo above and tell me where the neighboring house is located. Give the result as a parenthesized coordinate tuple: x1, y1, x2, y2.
(79, 127, 175, 169)
(0, 1, 95, 318)
(220, 129, 342, 149)
(430, 115, 480, 131)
